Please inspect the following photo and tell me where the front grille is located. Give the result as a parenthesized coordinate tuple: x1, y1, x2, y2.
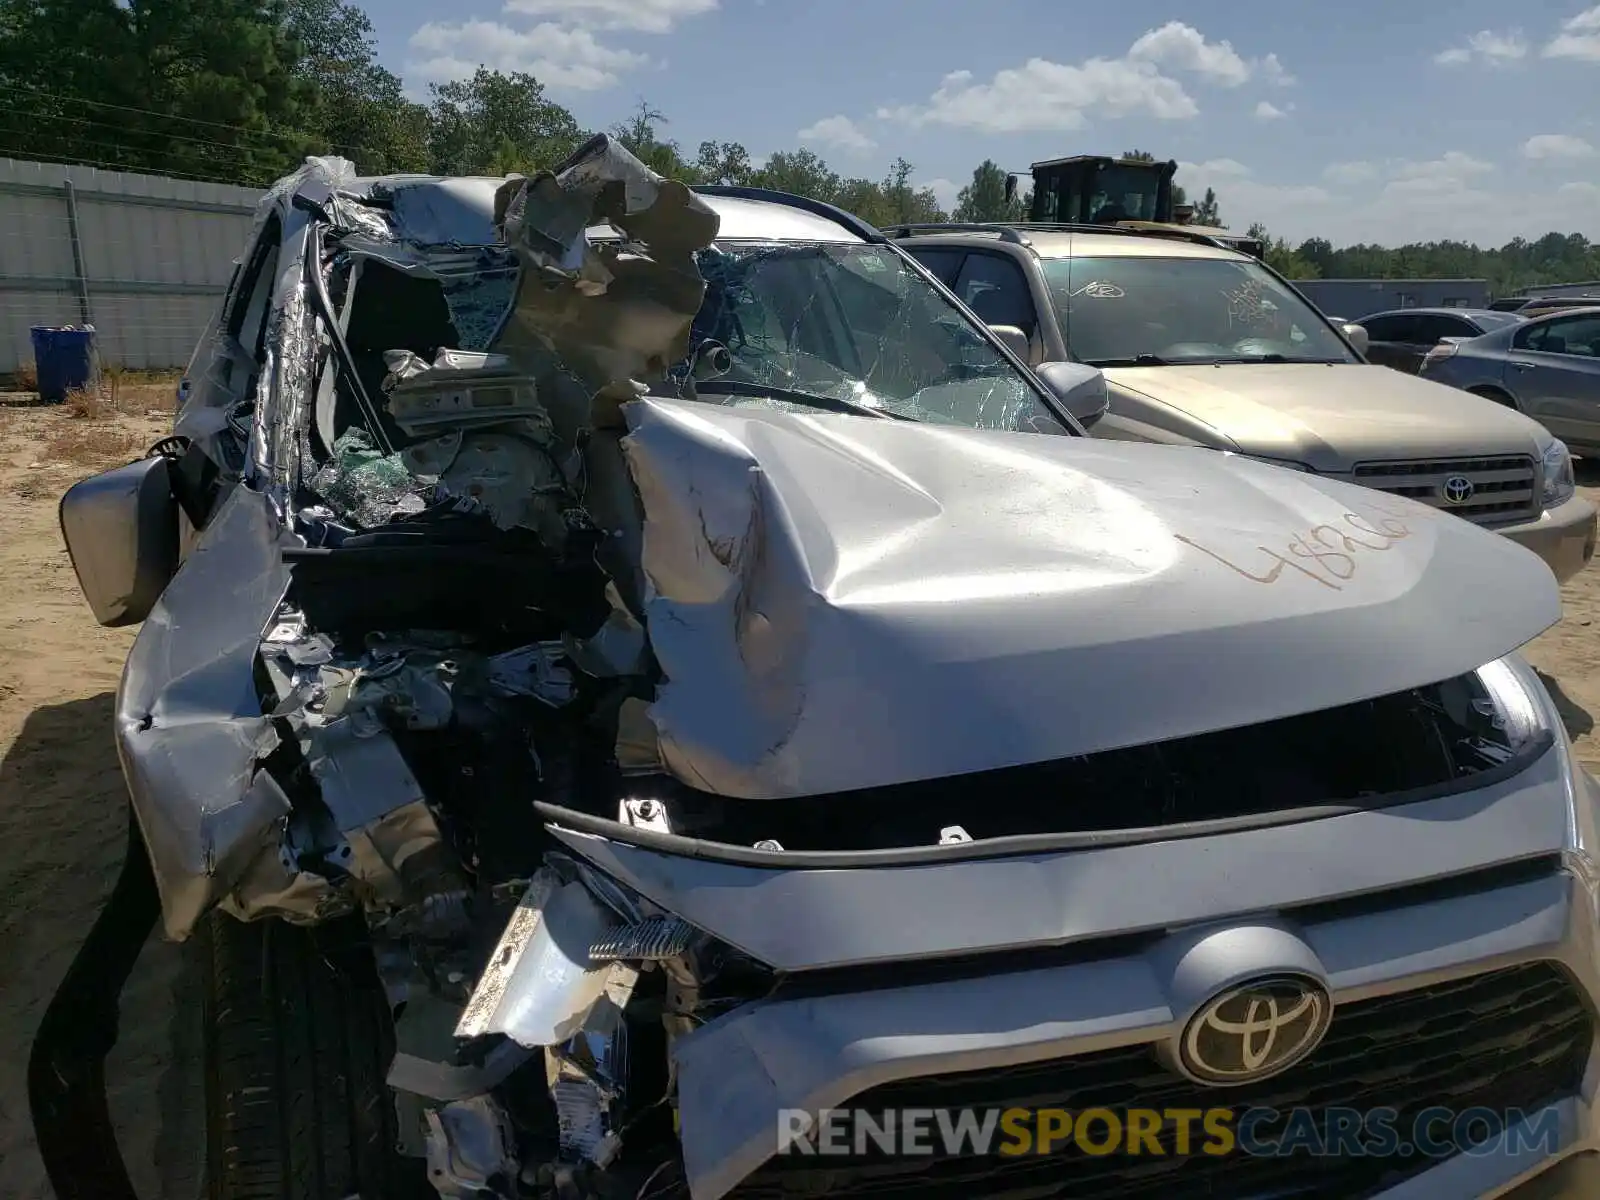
(1350, 455, 1538, 525)
(729, 963, 1592, 1200)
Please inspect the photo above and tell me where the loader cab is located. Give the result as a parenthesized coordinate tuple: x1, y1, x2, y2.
(1024, 156, 1177, 225)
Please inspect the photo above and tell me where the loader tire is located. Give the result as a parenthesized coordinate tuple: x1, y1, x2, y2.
(200, 910, 427, 1200)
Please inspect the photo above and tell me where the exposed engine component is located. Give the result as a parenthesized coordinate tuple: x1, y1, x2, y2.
(424, 1095, 520, 1198)
(619, 797, 671, 832)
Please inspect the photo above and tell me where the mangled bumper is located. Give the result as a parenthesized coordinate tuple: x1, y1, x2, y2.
(519, 695, 1600, 1200)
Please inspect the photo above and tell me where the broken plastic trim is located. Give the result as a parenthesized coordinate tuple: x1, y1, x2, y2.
(533, 730, 1553, 868)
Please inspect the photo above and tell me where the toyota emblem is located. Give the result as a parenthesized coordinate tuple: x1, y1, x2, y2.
(1441, 475, 1475, 505)
(1177, 976, 1333, 1086)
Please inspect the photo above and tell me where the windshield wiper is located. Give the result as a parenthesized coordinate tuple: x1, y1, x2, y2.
(1082, 354, 1171, 367)
(692, 380, 915, 420)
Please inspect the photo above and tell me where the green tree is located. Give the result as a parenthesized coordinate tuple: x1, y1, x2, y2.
(750, 148, 841, 202)
(878, 156, 945, 225)
(611, 98, 698, 181)
(694, 139, 753, 186)
(1191, 187, 1222, 227)
(1248, 223, 1320, 279)
(425, 67, 583, 177)
(953, 158, 1025, 222)
(1295, 237, 1335, 277)
(281, 0, 428, 173)
(0, 0, 314, 183)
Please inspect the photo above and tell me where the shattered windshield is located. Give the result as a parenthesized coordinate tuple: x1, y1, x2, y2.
(1042, 255, 1357, 367)
(680, 241, 1051, 429)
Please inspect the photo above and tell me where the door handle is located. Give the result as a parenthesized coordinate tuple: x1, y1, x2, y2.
(1510, 361, 1535, 371)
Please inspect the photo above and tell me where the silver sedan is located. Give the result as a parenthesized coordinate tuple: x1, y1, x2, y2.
(1421, 306, 1600, 454)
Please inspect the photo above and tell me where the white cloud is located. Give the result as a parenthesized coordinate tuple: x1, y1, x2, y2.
(1433, 28, 1528, 65)
(796, 115, 876, 154)
(1259, 52, 1295, 86)
(1176, 159, 1334, 237)
(1127, 22, 1252, 86)
(500, 0, 717, 33)
(1387, 151, 1493, 188)
(1181, 151, 1600, 247)
(1322, 160, 1377, 185)
(882, 59, 1197, 133)
(1180, 157, 1254, 179)
(406, 0, 717, 92)
(1254, 100, 1288, 120)
(878, 22, 1290, 133)
(1544, 4, 1600, 60)
(408, 19, 647, 89)
(920, 177, 961, 212)
(1524, 133, 1597, 160)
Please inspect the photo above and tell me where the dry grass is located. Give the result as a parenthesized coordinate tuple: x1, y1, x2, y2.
(41, 422, 143, 467)
(61, 387, 108, 420)
(10, 475, 50, 501)
(12, 363, 37, 391)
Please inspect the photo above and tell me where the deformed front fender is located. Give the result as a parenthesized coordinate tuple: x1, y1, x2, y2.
(116, 483, 297, 941)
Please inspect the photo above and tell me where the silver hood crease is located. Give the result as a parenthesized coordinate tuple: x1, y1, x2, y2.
(623, 396, 1561, 799)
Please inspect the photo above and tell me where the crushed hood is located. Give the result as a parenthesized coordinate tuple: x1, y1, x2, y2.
(1108, 362, 1547, 469)
(623, 398, 1559, 799)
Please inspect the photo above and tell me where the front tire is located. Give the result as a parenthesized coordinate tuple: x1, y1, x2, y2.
(200, 911, 424, 1200)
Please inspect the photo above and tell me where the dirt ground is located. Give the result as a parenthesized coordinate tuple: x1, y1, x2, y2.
(0, 395, 1597, 1197)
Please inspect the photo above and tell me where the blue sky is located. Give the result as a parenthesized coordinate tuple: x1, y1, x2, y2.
(364, 0, 1600, 248)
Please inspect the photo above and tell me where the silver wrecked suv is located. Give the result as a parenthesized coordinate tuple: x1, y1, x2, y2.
(33, 135, 1600, 1200)
(888, 222, 1598, 584)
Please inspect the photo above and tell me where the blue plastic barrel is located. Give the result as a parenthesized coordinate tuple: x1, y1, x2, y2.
(30, 324, 99, 403)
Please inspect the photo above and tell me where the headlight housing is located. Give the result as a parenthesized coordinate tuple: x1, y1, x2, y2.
(1542, 438, 1576, 509)
(1475, 657, 1550, 755)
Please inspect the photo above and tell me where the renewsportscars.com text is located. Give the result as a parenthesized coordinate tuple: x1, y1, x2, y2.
(776, 1106, 1563, 1159)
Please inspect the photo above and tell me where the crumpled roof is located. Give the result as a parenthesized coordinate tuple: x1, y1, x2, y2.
(488, 134, 722, 439)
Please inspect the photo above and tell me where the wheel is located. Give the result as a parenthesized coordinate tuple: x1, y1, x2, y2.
(200, 911, 425, 1200)
(1467, 385, 1517, 408)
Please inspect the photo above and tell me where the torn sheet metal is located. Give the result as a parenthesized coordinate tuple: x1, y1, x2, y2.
(219, 780, 349, 926)
(115, 485, 297, 940)
(489, 134, 721, 444)
(454, 869, 624, 1048)
(390, 993, 535, 1102)
(621, 395, 1561, 800)
(175, 156, 359, 474)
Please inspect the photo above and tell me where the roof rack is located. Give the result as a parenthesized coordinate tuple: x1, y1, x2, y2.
(882, 222, 1031, 243)
(883, 220, 1241, 254)
(690, 185, 886, 244)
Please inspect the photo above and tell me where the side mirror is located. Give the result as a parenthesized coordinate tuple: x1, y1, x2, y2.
(987, 324, 1032, 363)
(1341, 323, 1369, 356)
(58, 455, 180, 627)
(1034, 361, 1110, 429)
